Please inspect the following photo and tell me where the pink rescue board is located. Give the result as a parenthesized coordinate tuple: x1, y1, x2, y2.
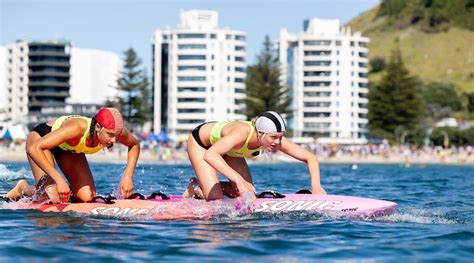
(5, 194, 397, 220)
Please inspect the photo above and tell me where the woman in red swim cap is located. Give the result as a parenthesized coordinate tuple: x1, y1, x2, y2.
(6, 107, 140, 204)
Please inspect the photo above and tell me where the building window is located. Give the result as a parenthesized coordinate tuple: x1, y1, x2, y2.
(235, 35, 246, 41)
(177, 87, 206, 92)
(177, 98, 206, 103)
(226, 34, 232, 40)
(210, 34, 216, 39)
(178, 55, 206, 60)
(178, 33, 206, 39)
(178, 44, 206, 49)
(177, 108, 206, 113)
(178, 65, 206, 71)
(178, 76, 206, 81)
(303, 40, 331, 46)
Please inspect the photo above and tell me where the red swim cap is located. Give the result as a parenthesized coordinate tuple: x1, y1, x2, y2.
(95, 107, 124, 131)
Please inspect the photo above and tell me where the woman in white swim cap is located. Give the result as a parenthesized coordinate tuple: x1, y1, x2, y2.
(184, 111, 326, 200)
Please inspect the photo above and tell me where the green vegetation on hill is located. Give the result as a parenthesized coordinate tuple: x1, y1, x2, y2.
(347, 0, 474, 93)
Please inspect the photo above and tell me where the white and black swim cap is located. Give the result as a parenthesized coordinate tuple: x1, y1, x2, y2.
(255, 111, 286, 133)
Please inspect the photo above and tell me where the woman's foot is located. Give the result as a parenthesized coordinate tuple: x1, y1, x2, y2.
(182, 177, 204, 199)
(6, 180, 34, 200)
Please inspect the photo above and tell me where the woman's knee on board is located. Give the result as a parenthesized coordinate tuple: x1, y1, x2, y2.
(74, 186, 96, 202)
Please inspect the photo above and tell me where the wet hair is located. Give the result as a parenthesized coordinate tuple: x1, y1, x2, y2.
(89, 116, 97, 147)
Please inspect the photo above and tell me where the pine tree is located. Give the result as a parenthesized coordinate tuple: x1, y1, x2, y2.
(368, 48, 424, 142)
(245, 35, 290, 119)
(114, 48, 152, 130)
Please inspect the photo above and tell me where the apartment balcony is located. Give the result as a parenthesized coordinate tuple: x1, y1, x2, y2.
(28, 61, 70, 67)
(176, 113, 207, 119)
(358, 103, 368, 109)
(304, 51, 332, 57)
(302, 122, 331, 133)
(303, 91, 331, 97)
(303, 61, 332, 67)
(28, 81, 70, 88)
(28, 90, 69, 97)
(28, 100, 66, 107)
(303, 75, 332, 82)
(303, 81, 332, 88)
(304, 112, 332, 119)
(303, 97, 332, 103)
(28, 50, 70, 57)
(29, 71, 70, 78)
(303, 102, 331, 110)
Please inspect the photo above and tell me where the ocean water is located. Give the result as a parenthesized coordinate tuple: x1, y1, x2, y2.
(0, 161, 473, 262)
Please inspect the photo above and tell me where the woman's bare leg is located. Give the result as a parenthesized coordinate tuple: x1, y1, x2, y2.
(185, 136, 222, 200)
(54, 152, 96, 202)
(219, 156, 253, 197)
(7, 131, 59, 202)
(6, 180, 34, 199)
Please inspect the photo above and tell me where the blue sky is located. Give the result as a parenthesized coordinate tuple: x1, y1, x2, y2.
(1, 0, 379, 71)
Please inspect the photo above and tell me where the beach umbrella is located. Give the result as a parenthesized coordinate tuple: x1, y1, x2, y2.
(147, 133, 159, 142)
(2, 129, 12, 140)
(156, 130, 172, 143)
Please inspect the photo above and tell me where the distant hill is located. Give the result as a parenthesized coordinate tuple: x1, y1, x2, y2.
(346, 0, 474, 93)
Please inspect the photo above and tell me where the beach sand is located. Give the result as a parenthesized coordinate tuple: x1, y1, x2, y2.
(1, 146, 473, 165)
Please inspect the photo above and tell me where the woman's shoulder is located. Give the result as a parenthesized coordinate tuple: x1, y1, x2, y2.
(226, 120, 252, 134)
(60, 115, 90, 130)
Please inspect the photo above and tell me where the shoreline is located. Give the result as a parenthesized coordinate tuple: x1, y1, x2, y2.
(1, 148, 473, 166)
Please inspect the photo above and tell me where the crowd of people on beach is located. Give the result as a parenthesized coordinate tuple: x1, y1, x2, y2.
(2, 137, 473, 165)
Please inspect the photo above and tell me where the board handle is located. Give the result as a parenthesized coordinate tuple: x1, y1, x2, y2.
(147, 192, 170, 200)
(296, 189, 312, 194)
(257, 190, 286, 199)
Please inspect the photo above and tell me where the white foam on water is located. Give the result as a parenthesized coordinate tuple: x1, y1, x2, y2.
(377, 208, 460, 224)
(0, 164, 32, 182)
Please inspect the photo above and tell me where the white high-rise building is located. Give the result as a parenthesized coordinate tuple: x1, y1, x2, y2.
(279, 18, 369, 144)
(69, 47, 122, 105)
(0, 46, 7, 113)
(152, 10, 247, 135)
(1, 41, 122, 126)
(3, 41, 33, 124)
